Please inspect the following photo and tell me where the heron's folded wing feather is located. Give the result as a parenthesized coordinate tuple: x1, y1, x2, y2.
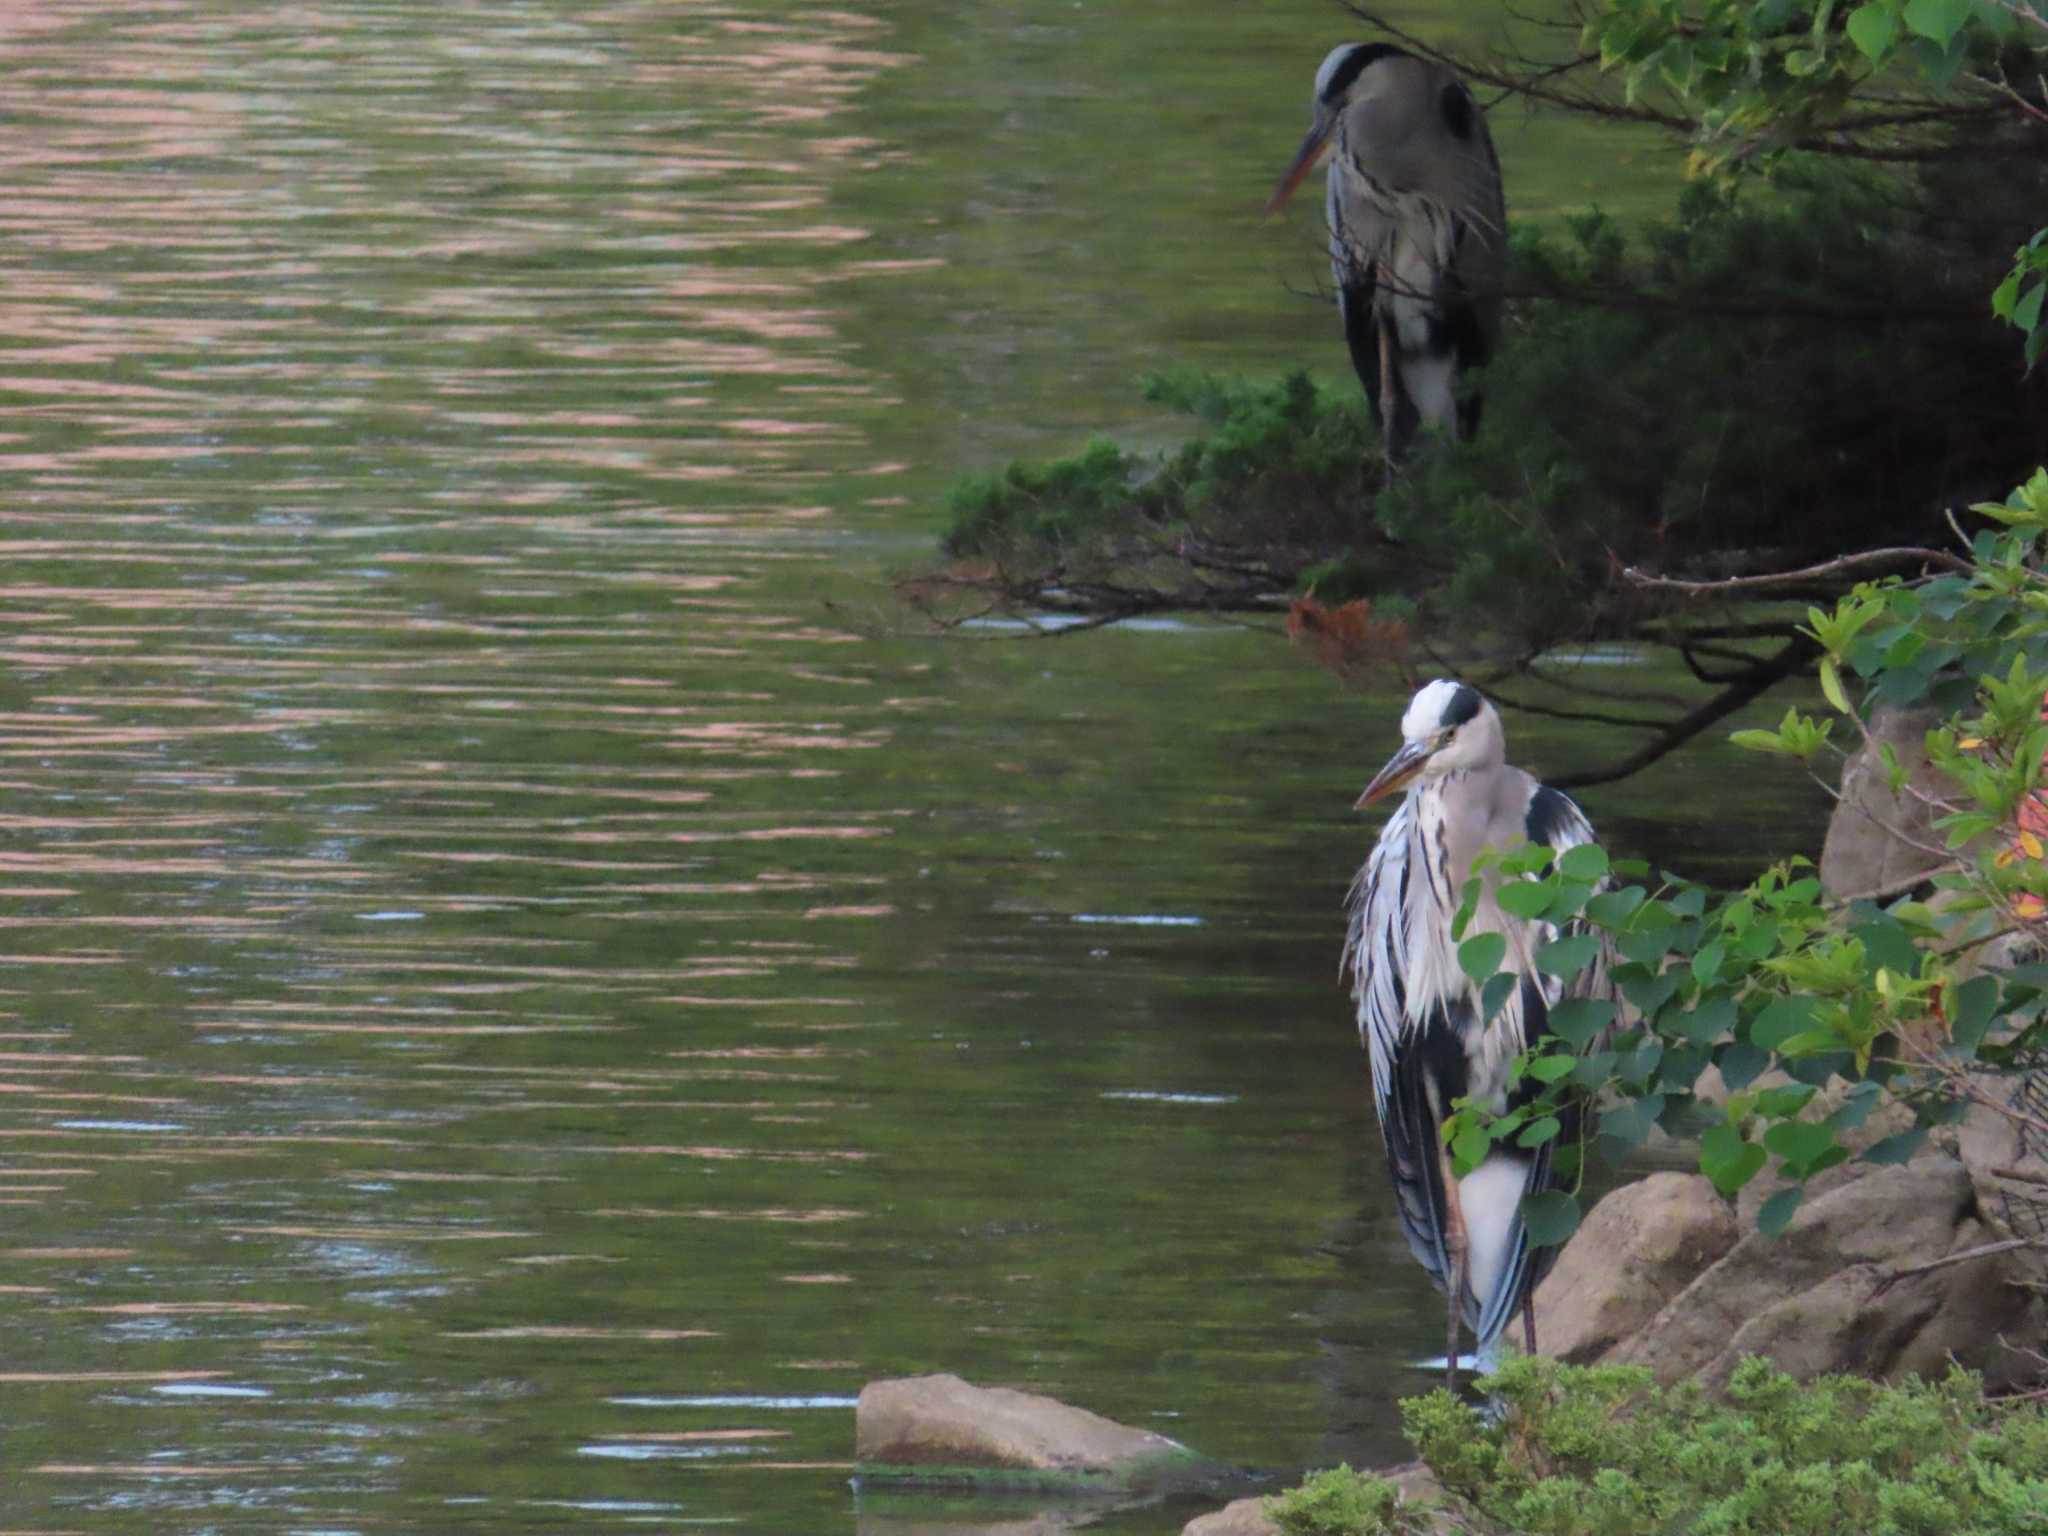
(1347, 801, 1455, 1292)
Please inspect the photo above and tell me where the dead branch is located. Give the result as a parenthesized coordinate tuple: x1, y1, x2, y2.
(1873, 1236, 2044, 1294)
(1623, 546, 1972, 595)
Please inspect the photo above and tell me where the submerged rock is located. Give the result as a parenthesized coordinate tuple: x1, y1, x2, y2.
(855, 1373, 1209, 1493)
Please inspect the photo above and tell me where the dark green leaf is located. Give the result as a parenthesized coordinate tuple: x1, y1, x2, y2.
(1668, 886, 1706, 918)
(1852, 912, 1919, 979)
(1764, 1119, 1837, 1172)
(1785, 1050, 1854, 1087)
(1861, 1127, 1927, 1165)
(1718, 1042, 1769, 1091)
(1520, 1189, 1581, 1247)
(1537, 932, 1600, 979)
(1548, 997, 1615, 1049)
(1585, 887, 1646, 929)
(1458, 931, 1506, 987)
(1451, 1118, 1491, 1177)
(1600, 1094, 1665, 1149)
(1627, 1038, 1664, 1086)
(1618, 925, 1678, 967)
(1752, 1084, 1817, 1118)
(1950, 975, 2000, 1053)
(1496, 881, 1553, 921)
(1700, 1123, 1766, 1195)
(1622, 968, 1681, 1017)
(1757, 1185, 1804, 1238)
(1571, 1049, 1618, 1087)
(1751, 996, 1818, 1052)
(1845, 1, 1898, 56)
(1901, 0, 1969, 43)
(1558, 844, 1609, 881)
(1671, 992, 1738, 1045)
(1481, 970, 1517, 1024)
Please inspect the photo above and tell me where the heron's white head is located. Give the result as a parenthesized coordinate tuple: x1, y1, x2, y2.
(1355, 679, 1504, 807)
(1264, 42, 1408, 215)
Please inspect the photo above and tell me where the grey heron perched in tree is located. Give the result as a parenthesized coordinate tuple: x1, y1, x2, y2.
(1343, 680, 1612, 1391)
(1267, 43, 1507, 463)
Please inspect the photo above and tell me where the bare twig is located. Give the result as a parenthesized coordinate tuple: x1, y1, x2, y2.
(1623, 546, 1972, 595)
(1872, 1236, 2044, 1295)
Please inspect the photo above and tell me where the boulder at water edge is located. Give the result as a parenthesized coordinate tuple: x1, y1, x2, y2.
(1532, 1170, 1740, 1362)
(855, 1373, 1210, 1493)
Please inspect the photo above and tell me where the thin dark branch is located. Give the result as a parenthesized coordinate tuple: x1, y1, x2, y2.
(1551, 636, 1818, 788)
(1485, 687, 1676, 732)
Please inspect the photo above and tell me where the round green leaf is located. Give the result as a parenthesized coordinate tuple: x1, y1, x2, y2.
(1901, 0, 1969, 43)
(1520, 1189, 1581, 1247)
(1458, 931, 1507, 986)
(1496, 881, 1554, 921)
(1757, 1185, 1805, 1238)
(1845, 2, 1898, 58)
(1557, 843, 1610, 881)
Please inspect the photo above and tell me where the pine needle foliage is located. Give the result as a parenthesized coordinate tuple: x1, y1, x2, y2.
(927, 161, 2047, 657)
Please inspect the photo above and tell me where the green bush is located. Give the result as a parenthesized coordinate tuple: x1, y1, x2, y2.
(1278, 1357, 2048, 1536)
(1267, 1464, 1421, 1536)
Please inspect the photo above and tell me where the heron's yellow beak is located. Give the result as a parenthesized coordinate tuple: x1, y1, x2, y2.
(1265, 118, 1335, 215)
(1356, 737, 1438, 809)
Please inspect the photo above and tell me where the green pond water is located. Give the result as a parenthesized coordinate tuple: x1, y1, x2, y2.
(0, 2, 1824, 1531)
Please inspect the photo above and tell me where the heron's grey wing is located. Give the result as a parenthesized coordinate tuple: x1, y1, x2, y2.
(1431, 76, 1507, 394)
(1345, 801, 1455, 1296)
(1327, 166, 1387, 422)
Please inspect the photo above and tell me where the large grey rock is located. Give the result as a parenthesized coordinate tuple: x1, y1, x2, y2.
(1532, 1172, 1740, 1362)
(1607, 1157, 2046, 1392)
(1819, 704, 1946, 899)
(856, 1374, 1200, 1488)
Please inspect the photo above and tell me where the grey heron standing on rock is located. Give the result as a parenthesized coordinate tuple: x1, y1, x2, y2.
(1343, 680, 1611, 1391)
(1267, 43, 1507, 463)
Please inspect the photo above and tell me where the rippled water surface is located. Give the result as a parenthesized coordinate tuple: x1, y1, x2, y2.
(0, 3, 1822, 1530)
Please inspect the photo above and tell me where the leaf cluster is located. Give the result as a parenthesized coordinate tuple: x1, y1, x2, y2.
(1582, 0, 2047, 366)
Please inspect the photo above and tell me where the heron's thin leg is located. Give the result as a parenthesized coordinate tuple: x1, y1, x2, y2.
(1522, 1291, 1537, 1358)
(1376, 312, 1397, 451)
(1439, 1144, 1467, 1394)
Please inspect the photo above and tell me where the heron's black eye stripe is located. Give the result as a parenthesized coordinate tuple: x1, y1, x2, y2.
(1319, 42, 1406, 104)
(1438, 684, 1482, 730)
